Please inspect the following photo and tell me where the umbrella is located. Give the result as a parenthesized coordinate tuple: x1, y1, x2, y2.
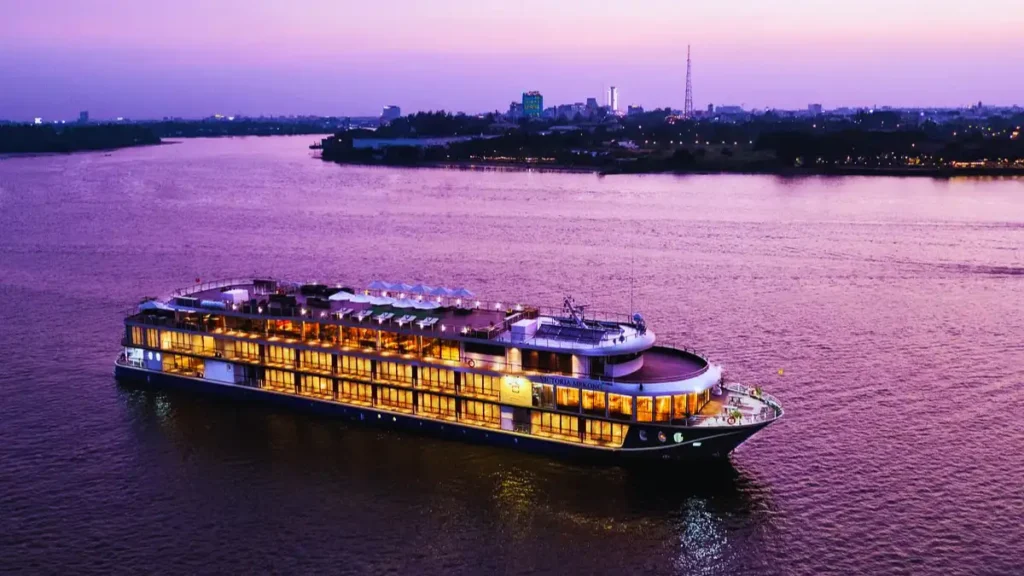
(328, 291, 354, 301)
(409, 283, 434, 295)
(429, 286, 453, 297)
(368, 280, 392, 291)
(369, 296, 395, 306)
(346, 293, 373, 304)
(413, 300, 441, 310)
(451, 287, 475, 298)
(392, 298, 417, 309)
(392, 282, 414, 292)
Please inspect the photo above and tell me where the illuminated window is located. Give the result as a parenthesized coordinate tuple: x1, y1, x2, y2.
(419, 366, 455, 392)
(585, 419, 627, 447)
(300, 350, 333, 373)
(267, 345, 295, 368)
(264, 369, 296, 393)
(377, 361, 413, 386)
(301, 375, 333, 399)
(608, 393, 633, 421)
(582, 390, 607, 416)
(462, 372, 500, 399)
(377, 386, 414, 413)
(636, 396, 653, 422)
(533, 383, 555, 408)
(338, 355, 371, 378)
(146, 328, 159, 348)
(531, 411, 580, 441)
(130, 326, 144, 346)
(418, 393, 457, 420)
(233, 340, 260, 362)
(556, 386, 580, 411)
(461, 400, 501, 428)
(338, 380, 372, 405)
(654, 396, 672, 422)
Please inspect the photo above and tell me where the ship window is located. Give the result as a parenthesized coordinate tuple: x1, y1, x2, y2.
(654, 396, 672, 422)
(418, 393, 456, 420)
(268, 319, 301, 339)
(462, 373, 500, 400)
(582, 390, 607, 416)
(608, 393, 633, 421)
(419, 366, 455, 392)
(461, 400, 501, 428)
(130, 326, 144, 346)
(522, 351, 573, 375)
(464, 341, 506, 357)
(301, 375, 333, 399)
(674, 395, 689, 419)
(264, 369, 296, 393)
(377, 361, 413, 386)
(379, 330, 399, 351)
(338, 380, 372, 405)
(338, 355, 371, 378)
(146, 328, 159, 349)
(532, 383, 555, 408)
(232, 340, 261, 362)
(531, 411, 580, 442)
(301, 350, 333, 373)
(585, 420, 627, 447)
(606, 352, 642, 365)
(377, 386, 414, 412)
(397, 334, 418, 355)
(319, 324, 339, 345)
(636, 396, 653, 422)
(556, 386, 580, 411)
(267, 345, 295, 368)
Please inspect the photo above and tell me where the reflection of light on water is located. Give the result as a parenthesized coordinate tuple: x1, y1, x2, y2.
(674, 498, 728, 576)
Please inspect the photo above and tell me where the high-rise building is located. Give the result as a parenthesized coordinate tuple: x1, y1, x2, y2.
(78, 111, 89, 124)
(627, 105, 645, 116)
(508, 101, 524, 119)
(607, 86, 619, 113)
(522, 91, 543, 118)
(808, 103, 823, 115)
(586, 97, 598, 111)
(380, 105, 401, 124)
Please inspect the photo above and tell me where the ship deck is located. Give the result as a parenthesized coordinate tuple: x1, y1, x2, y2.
(615, 346, 709, 383)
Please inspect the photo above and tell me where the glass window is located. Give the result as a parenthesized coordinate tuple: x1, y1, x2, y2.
(146, 328, 159, 348)
(267, 345, 295, 368)
(674, 395, 689, 419)
(418, 393, 457, 420)
(461, 400, 500, 428)
(377, 386, 414, 412)
(582, 390, 607, 416)
(377, 361, 413, 386)
(300, 350, 333, 373)
(338, 380, 372, 405)
(419, 366, 455, 392)
(301, 375, 333, 399)
(232, 340, 260, 362)
(531, 411, 580, 441)
(636, 396, 653, 422)
(654, 396, 672, 422)
(264, 369, 296, 394)
(608, 393, 633, 421)
(532, 384, 555, 409)
(130, 326, 144, 346)
(556, 386, 580, 411)
(338, 355, 371, 378)
(462, 372, 500, 399)
(379, 330, 399, 351)
(584, 420, 627, 447)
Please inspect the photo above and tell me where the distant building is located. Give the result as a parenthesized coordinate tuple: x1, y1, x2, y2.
(586, 97, 599, 112)
(808, 103, 823, 115)
(715, 105, 745, 114)
(33, 117, 43, 125)
(508, 101, 524, 120)
(78, 111, 89, 124)
(607, 86, 619, 113)
(627, 105, 645, 116)
(380, 105, 401, 124)
(707, 103, 714, 114)
(522, 91, 543, 118)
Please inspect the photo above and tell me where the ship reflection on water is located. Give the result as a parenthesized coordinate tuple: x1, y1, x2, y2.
(119, 383, 780, 574)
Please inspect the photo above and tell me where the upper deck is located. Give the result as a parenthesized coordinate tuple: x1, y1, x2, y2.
(139, 278, 655, 356)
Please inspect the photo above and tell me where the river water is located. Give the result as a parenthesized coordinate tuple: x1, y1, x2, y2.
(1, 136, 1022, 576)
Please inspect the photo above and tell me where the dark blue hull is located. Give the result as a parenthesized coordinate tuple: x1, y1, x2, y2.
(114, 364, 772, 462)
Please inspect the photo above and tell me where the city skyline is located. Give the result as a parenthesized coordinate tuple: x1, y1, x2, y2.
(2, 0, 1023, 120)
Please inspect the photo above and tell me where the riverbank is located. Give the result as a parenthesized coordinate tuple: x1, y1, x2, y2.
(0, 124, 161, 154)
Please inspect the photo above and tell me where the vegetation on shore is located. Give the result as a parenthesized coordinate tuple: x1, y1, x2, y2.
(318, 110, 1024, 176)
(0, 124, 160, 154)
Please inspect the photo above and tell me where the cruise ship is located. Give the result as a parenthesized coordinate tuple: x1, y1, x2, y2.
(115, 278, 783, 461)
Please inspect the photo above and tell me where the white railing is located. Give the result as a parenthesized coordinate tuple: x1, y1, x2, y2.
(723, 382, 783, 412)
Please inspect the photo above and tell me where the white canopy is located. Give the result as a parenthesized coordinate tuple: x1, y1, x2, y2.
(391, 282, 414, 292)
(409, 283, 434, 295)
(368, 280, 392, 291)
(392, 298, 418, 309)
(139, 300, 174, 311)
(429, 286, 454, 297)
(346, 293, 374, 304)
(369, 296, 395, 306)
(413, 300, 441, 310)
(328, 291, 355, 301)
(451, 287, 475, 298)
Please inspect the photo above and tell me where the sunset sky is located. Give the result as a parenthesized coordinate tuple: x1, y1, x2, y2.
(2, 0, 1023, 120)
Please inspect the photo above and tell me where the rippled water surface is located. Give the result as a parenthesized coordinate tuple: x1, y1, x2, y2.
(1, 137, 1022, 575)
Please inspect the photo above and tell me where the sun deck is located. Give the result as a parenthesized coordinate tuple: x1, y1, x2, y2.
(615, 346, 709, 383)
(692, 384, 782, 427)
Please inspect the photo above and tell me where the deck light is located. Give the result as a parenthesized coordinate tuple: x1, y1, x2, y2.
(257, 307, 263, 313)
(441, 325, 447, 332)
(495, 302, 502, 310)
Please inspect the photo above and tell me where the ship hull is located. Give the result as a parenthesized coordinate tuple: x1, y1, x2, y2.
(114, 364, 773, 462)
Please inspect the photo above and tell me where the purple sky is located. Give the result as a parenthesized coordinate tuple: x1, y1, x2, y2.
(2, 0, 1023, 121)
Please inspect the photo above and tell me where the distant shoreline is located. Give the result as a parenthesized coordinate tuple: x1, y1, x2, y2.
(316, 156, 1024, 178)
